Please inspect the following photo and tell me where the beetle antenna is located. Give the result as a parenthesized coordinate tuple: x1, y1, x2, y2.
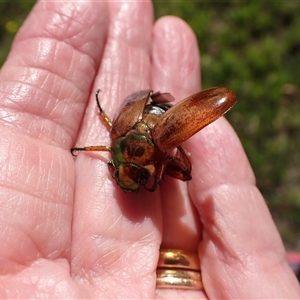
(95, 89, 112, 127)
(95, 89, 103, 113)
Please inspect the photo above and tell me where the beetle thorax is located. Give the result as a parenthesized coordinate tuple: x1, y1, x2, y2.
(111, 133, 166, 172)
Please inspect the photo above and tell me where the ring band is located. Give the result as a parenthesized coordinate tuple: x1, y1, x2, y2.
(156, 249, 203, 290)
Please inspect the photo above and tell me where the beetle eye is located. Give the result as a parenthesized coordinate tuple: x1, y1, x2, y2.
(114, 168, 119, 179)
(139, 170, 150, 185)
(108, 161, 117, 179)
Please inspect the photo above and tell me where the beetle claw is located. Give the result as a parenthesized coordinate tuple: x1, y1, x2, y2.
(70, 148, 78, 156)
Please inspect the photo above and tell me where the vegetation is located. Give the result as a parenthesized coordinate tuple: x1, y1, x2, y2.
(0, 1, 35, 64)
(0, 1, 299, 250)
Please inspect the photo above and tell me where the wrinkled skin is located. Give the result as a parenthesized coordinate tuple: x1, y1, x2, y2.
(0, 1, 299, 299)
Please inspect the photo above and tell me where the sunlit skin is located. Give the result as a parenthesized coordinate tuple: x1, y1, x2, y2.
(71, 87, 236, 192)
(0, 1, 299, 299)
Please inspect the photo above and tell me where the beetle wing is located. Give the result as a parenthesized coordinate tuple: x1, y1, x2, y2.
(152, 87, 237, 150)
(110, 90, 152, 140)
(151, 91, 175, 103)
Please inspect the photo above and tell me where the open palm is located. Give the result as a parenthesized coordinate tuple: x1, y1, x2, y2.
(0, 1, 299, 299)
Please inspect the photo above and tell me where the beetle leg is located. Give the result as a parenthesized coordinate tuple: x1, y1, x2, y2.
(145, 183, 157, 192)
(145, 161, 168, 192)
(71, 145, 111, 156)
(95, 89, 112, 127)
(165, 146, 192, 181)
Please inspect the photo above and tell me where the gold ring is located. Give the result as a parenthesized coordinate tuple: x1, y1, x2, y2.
(156, 249, 203, 290)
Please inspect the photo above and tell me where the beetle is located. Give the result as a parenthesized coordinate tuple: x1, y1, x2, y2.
(71, 87, 236, 192)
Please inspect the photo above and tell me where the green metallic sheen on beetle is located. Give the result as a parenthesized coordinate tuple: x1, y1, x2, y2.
(71, 87, 237, 192)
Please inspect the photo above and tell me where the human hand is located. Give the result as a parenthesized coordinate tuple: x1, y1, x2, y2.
(0, 1, 299, 299)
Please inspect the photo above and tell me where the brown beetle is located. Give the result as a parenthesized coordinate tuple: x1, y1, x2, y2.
(71, 87, 236, 192)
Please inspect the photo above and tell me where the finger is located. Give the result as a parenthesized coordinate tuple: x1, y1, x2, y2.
(0, 1, 108, 272)
(151, 17, 205, 298)
(151, 16, 201, 251)
(70, 2, 162, 298)
(151, 16, 200, 99)
(189, 119, 300, 298)
(0, 2, 108, 148)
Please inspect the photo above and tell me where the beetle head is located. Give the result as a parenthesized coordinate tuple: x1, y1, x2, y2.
(108, 161, 150, 192)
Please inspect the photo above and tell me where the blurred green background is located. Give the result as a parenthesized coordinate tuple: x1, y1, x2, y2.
(1, 1, 299, 250)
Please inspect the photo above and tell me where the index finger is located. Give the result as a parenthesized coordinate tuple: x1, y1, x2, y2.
(0, 0, 109, 271)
